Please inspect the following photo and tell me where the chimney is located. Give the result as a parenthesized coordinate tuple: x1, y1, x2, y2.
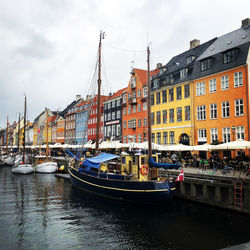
(241, 18, 250, 28)
(76, 95, 81, 101)
(190, 39, 200, 49)
(156, 63, 162, 69)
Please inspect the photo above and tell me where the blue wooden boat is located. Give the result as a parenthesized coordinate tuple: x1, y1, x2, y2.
(68, 153, 180, 203)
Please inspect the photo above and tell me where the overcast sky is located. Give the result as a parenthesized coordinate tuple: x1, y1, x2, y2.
(1, 0, 250, 128)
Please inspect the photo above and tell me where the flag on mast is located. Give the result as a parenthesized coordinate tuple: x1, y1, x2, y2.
(175, 169, 184, 182)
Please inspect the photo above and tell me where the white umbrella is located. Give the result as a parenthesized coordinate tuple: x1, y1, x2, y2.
(163, 143, 192, 151)
(191, 144, 216, 151)
(213, 140, 250, 150)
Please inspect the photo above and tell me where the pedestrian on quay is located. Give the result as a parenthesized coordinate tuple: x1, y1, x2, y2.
(171, 152, 178, 164)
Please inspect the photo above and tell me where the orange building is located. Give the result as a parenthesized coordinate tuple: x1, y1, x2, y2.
(122, 68, 158, 143)
(56, 116, 65, 144)
(193, 19, 250, 157)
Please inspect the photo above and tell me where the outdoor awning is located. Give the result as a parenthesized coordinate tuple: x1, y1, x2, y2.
(82, 153, 119, 170)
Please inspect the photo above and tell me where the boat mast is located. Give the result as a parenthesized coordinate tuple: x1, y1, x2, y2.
(46, 108, 49, 161)
(17, 113, 20, 152)
(6, 116, 8, 150)
(147, 46, 152, 158)
(23, 95, 27, 163)
(96, 30, 105, 151)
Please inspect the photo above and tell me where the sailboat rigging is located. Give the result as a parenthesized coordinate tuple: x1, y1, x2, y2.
(12, 95, 34, 174)
(68, 32, 180, 203)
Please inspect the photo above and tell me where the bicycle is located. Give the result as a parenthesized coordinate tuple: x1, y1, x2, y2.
(220, 163, 235, 177)
(211, 161, 235, 177)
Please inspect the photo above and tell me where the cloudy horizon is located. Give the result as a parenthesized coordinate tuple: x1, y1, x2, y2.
(1, 0, 250, 128)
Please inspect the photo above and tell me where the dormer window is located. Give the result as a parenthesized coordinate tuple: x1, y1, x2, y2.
(186, 56, 195, 64)
(153, 79, 159, 89)
(223, 49, 237, 64)
(131, 77, 136, 88)
(173, 62, 180, 67)
(180, 68, 188, 79)
(200, 58, 213, 71)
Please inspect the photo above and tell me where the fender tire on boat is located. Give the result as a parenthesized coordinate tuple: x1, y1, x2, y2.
(140, 165, 149, 175)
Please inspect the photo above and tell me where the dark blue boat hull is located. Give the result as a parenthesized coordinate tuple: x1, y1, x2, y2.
(69, 167, 175, 203)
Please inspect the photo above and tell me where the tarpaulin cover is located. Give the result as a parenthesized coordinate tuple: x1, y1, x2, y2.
(149, 157, 180, 170)
(82, 153, 119, 170)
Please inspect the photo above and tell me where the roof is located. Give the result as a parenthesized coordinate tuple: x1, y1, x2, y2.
(198, 25, 250, 60)
(104, 87, 127, 103)
(48, 115, 57, 123)
(192, 24, 250, 79)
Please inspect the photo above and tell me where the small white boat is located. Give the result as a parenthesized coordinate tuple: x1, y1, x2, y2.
(35, 161, 58, 173)
(4, 155, 15, 165)
(12, 164, 34, 174)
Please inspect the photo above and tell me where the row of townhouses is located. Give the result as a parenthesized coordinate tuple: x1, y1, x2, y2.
(1, 18, 250, 148)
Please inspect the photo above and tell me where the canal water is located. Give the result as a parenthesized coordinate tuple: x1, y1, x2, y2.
(0, 166, 250, 250)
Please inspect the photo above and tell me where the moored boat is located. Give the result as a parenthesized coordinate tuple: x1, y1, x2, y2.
(12, 163, 34, 174)
(68, 32, 181, 203)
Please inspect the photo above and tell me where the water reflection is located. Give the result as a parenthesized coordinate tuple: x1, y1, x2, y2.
(0, 166, 250, 250)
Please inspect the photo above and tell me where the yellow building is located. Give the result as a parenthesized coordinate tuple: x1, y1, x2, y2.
(151, 80, 194, 145)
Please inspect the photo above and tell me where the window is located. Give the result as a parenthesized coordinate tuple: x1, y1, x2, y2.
(112, 101, 116, 108)
(116, 99, 121, 106)
(222, 127, 231, 142)
(210, 104, 217, 119)
(133, 105, 136, 113)
(137, 103, 141, 112)
(123, 136, 127, 143)
(123, 107, 126, 115)
(131, 77, 136, 88)
(162, 90, 167, 103)
(162, 110, 167, 124)
(209, 79, 217, 93)
(201, 58, 213, 71)
(180, 68, 188, 79)
(123, 93, 127, 103)
(185, 106, 190, 121)
(151, 133, 155, 143)
(123, 121, 126, 129)
(157, 132, 161, 144)
(169, 109, 174, 123)
(133, 91, 136, 98)
(138, 118, 142, 127)
(210, 128, 218, 143)
(153, 79, 159, 89)
(184, 84, 190, 98)
(156, 92, 161, 104)
(169, 131, 175, 144)
(112, 112, 116, 120)
(128, 106, 131, 114)
(223, 49, 236, 64)
(222, 101, 230, 118)
(235, 99, 244, 116)
(138, 134, 142, 143)
(137, 89, 141, 98)
(176, 86, 182, 100)
(143, 87, 147, 97)
(143, 103, 147, 111)
(163, 132, 168, 145)
(117, 110, 121, 119)
(196, 82, 205, 96)
(198, 129, 207, 142)
(108, 113, 111, 120)
(128, 93, 131, 100)
(197, 105, 206, 120)
(156, 111, 161, 124)
(221, 75, 229, 90)
(169, 89, 174, 101)
(143, 132, 147, 142)
(116, 124, 121, 136)
(236, 126, 245, 140)
(177, 107, 182, 122)
(151, 94, 155, 106)
(143, 118, 147, 127)
(151, 112, 155, 125)
(234, 72, 243, 87)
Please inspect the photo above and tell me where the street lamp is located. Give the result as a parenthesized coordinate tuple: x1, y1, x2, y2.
(232, 125, 236, 141)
